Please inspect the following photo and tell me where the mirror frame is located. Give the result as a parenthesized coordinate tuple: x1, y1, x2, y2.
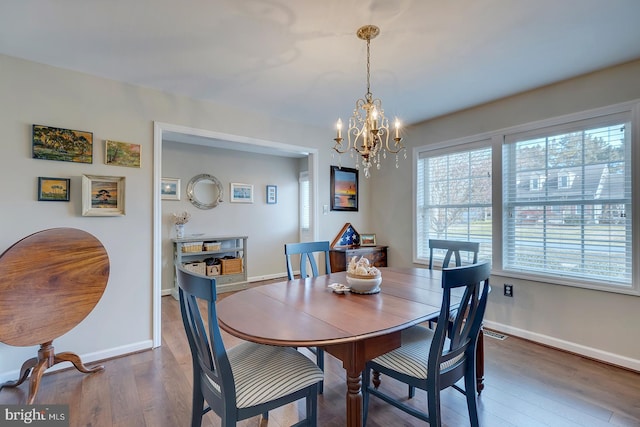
(186, 174, 224, 209)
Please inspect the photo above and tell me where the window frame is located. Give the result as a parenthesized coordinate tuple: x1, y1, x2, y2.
(413, 99, 640, 296)
(413, 137, 494, 266)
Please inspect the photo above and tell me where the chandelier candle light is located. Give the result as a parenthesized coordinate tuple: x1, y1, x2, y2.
(332, 25, 406, 178)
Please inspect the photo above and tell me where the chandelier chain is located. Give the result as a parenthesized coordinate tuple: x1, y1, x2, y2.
(366, 37, 372, 101)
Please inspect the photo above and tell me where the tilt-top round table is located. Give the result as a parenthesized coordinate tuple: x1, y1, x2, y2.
(0, 228, 110, 404)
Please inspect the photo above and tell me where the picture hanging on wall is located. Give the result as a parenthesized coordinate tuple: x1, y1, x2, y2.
(330, 165, 358, 211)
(161, 177, 181, 200)
(105, 140, 141, 168)
(37, 177, 70, 202)
(266, 185, 277, 204)
(230, 183, 254, 203)
(32, 124, 93, 164)
(82, 174, 125, 216)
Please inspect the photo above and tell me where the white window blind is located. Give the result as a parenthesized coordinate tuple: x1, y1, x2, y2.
(299, 172, 310, 231)
(503, 114, 632, 287)
(416, 145, 492, 264)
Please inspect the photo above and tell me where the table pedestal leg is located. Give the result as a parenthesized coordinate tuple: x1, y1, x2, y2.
(0, 341, 104, 404)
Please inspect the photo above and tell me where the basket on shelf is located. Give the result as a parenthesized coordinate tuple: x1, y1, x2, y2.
(220, 258, 243, 275)
(206, 265, 220, 276)
(182, 261, 205, 275)
(182, 242, 204, 253)
(204, 242, 221, 251)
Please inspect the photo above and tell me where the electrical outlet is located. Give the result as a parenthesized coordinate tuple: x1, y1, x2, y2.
(504, 284, 513, 297)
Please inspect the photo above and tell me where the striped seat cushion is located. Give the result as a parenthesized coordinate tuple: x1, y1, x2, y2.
(223, 342, 323, 408)
(371, 325, 463, 380)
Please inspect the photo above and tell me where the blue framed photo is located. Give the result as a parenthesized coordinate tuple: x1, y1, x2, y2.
(266, 185, 277, 204)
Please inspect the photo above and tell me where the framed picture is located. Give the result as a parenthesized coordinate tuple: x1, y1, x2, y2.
(360, 233, 377, 246)
(32, 124, 93, 164)
(230, 183, 254, 203)
(105, 140, 141, 168)
(330, 165, 358, 211)
(266, 185, 277, 204)
(82, 175, 125, 216)
(161, 177, 181, 200)
(37, 177, 70, 202)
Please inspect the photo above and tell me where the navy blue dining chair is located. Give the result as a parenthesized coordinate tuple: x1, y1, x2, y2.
(284, 241, 331, 394)
(176, 265, 323, 426)
(362, 262, 491, 427)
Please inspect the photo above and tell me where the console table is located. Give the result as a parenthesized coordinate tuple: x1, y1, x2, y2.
(329, 245, 388, 272)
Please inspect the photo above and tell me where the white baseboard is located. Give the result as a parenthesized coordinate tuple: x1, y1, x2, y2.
(248, 272, 289, 282)
(484, 320, 640, 373)
(0, 340, 154, 383)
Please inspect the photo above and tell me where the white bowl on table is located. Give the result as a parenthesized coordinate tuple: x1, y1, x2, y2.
(346, 273, 382, 294)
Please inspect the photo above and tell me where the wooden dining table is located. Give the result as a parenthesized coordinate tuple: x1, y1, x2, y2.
(216, 267, 480, 427)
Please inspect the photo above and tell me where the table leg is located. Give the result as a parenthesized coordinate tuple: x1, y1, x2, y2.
(0, 357, 37, 390)
(325, 332, 401, 427)
(345, 366, 363, 427)
(0, 341, 104, 404)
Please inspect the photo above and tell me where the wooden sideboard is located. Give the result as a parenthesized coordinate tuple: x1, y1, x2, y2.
(329, 245, 388, 272)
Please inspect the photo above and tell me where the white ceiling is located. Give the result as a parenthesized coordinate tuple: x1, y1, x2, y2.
(2, 0, 640, 129)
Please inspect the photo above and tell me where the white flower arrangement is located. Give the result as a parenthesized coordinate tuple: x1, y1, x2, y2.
(172, 211, 191, 225)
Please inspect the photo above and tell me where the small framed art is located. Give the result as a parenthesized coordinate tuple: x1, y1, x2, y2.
(266, 185, 277, 204)
(82, 175, 126, 216)
(32, 124, 93, 164)
(230, 183, 254, 203)
(360, 234, 377, 246)
(161, 177, 181, 200)
(330, 165, 358, 211)
(37, 177, 70, 202)
(105, 140, 141, 168)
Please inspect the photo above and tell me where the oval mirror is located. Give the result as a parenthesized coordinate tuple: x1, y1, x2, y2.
(186, 174, 223, 209)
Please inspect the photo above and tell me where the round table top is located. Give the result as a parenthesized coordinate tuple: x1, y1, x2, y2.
(0, 228, 110, 346)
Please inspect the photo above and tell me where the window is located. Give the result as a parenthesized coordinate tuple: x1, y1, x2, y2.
(299, 172, 310, 231)
(503, 113, 632, 288)
(416, 143, 492, 265)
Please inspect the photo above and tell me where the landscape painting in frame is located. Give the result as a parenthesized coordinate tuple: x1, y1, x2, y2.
(105, 140, 141, 168)
(330, 165, 358, 211)
(38, 177, 70, 202)
(82, 175, 125, 216)
(230, 183, 254, 203)
(32, 124, 93, 164)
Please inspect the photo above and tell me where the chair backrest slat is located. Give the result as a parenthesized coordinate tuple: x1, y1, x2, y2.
(284, 241, 331, 279)
(428, 239, 480, 269)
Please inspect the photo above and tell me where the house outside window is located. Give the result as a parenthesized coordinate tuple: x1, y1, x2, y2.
(503, 114, 632, 288)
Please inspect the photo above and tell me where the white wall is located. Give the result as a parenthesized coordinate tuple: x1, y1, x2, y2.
(372, 59, 640, 369)
(161, 141, 304, 292)
(0, 53, 367, 380)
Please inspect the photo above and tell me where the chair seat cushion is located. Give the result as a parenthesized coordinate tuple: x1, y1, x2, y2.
(226, 342, 324, 408)
(371, 326, 462, 380)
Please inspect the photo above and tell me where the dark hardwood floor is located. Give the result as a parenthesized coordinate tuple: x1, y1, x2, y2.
(1, 290, 638, 426)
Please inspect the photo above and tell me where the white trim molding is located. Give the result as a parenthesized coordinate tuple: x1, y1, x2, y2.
(484, 320, 640, 373)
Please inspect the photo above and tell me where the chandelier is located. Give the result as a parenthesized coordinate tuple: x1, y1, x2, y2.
(332, 25, 406, 178)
